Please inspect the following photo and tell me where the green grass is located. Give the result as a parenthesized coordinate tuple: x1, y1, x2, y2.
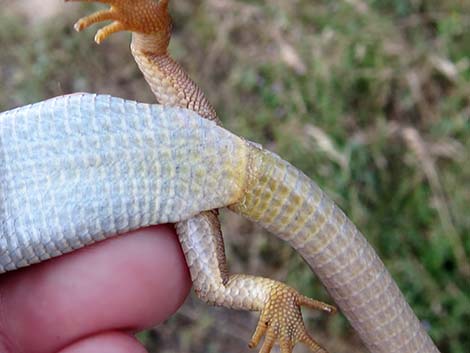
(1, 1, 469, 352)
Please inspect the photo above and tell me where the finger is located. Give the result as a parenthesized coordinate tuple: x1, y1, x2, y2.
(158, 0, 169, 10)
(259, 331, 276, 353)
(0, 225, 191, 353)
(95, 21, 126, 43)
(65, 0, 113, 3)
(58, 331, 147, 353)
(298, 295, 336, 314)
(280, 338, 292, 353)
(74, 9, 116, 32)
(248, 319, 268, 349)
(300, 333, 327, 353)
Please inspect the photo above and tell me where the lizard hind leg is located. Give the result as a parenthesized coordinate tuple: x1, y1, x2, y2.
(176, 212, 336, 353)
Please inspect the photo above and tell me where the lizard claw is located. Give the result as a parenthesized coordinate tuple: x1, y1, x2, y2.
(66, 0, 170, 44)
(249, 282, 336, 353)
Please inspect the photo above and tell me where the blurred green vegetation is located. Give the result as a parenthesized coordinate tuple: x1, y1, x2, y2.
(1, 1, 469, 352)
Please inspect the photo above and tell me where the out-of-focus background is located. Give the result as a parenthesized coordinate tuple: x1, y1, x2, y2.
(2, 0, 469, 352)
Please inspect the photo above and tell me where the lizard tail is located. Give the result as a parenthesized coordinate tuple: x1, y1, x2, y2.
(230, 143, 440, 353)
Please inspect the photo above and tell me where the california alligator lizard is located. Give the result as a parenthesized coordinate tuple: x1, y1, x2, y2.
(0, 1, 440, 353)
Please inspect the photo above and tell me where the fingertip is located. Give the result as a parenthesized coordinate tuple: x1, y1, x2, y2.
(58, 331, 148, 353)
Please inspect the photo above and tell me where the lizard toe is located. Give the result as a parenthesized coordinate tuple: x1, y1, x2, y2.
(73, 9, 117, 33)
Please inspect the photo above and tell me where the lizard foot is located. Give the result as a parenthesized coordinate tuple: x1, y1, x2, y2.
(249, 282, 336, 353)
(66, 0, 170, 44)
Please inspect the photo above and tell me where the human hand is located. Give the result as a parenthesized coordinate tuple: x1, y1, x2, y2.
(0, 225, 191, 353)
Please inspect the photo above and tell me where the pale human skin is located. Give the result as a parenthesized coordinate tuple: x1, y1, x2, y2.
(0, 226, 191, 353)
